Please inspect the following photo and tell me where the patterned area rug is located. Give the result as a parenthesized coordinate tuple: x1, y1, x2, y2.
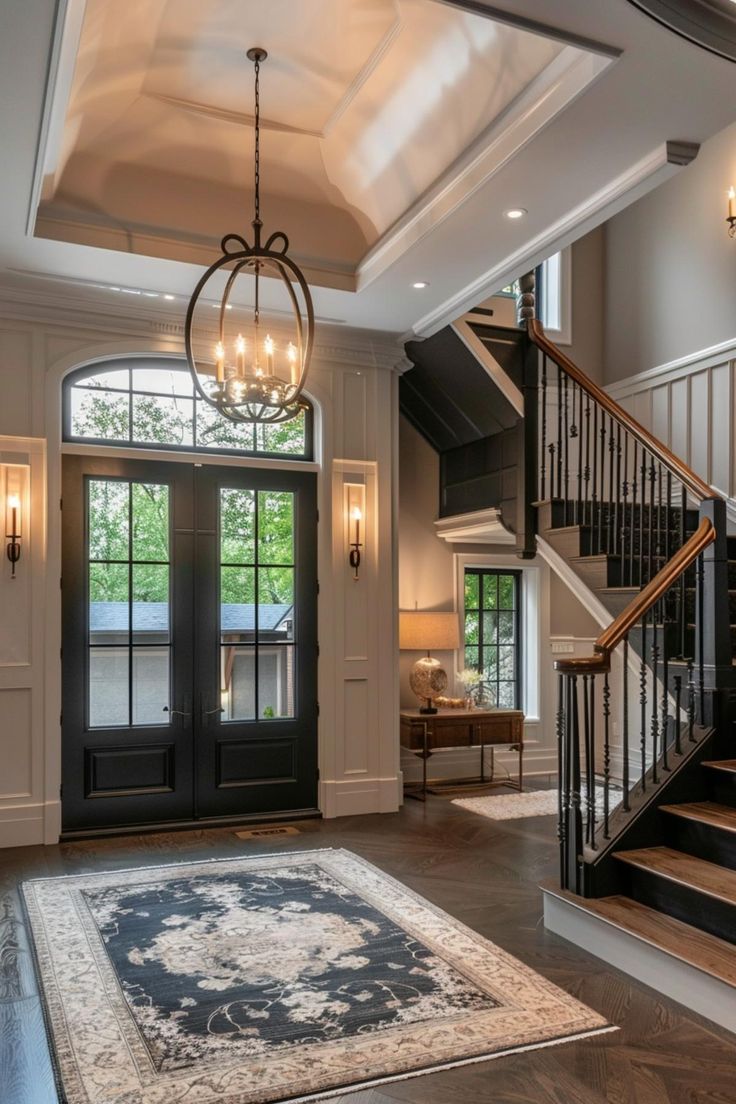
(452, 787, 613, 821)
(23, 849, 613, 1103)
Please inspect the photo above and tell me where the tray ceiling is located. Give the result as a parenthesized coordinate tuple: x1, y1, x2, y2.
(34, 0, 591, 288)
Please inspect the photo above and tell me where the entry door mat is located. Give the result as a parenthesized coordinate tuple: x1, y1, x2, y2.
(22, 849, 614, 1104)
(453, 787, 620, 821)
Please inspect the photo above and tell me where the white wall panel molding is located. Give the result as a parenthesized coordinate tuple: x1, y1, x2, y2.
(0, 435, 48, 847)
(605, 339, 736, 513)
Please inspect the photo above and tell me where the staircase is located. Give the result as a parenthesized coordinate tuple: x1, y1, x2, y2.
(506, 306, 736, 1031)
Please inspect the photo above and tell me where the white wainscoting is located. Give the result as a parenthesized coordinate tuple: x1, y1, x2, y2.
(606, 337, 736, 518)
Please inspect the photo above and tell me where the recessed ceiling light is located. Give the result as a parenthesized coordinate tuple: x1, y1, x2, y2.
(504, 208, 527, 220)
(412, 281, 429, 289)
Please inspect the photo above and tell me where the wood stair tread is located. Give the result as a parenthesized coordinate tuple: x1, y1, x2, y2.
(614, 845, 736, 906)
(702, 760, 736, 775)
(659, 802, 736, 833)
(544, 884, 736, 987)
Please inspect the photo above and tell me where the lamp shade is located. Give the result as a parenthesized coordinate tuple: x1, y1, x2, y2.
(399, 611, 460, 652)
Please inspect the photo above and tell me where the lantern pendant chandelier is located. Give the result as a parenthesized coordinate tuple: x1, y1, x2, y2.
(184, 48, 314, 425)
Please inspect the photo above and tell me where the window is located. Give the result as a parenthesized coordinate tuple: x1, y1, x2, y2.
(63, 359, 313, 459)
(463, 568, 521, 709)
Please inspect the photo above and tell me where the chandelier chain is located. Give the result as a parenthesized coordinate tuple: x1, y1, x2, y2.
(253, 53, 261, 225)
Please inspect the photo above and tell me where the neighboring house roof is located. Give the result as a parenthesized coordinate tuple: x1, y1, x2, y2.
(89, 602, 293, 633)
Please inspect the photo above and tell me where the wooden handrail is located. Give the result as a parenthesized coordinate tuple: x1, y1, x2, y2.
(554, 517, 715, 674)
(527, 318, 715, 503)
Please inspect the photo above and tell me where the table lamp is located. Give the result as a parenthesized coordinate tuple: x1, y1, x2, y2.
(399, 610, 460, 714)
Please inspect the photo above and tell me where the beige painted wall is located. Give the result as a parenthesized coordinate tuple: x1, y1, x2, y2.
(603, 121, 736, 382)
(566, 227, 605, 383)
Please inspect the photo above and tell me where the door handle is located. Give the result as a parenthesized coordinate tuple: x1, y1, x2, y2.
(163, 706, 191, 720)
(201, 697, 224, 723)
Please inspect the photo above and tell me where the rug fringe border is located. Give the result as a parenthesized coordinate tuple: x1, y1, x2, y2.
(278, 1024, 619, 1104)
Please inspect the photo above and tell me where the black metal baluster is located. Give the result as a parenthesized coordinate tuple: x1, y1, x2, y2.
(648, 459, 655, 586)
(556, 366, 563, 502)
(650, 614, 659, 785)
(608, 416, 615, 555)
(614, 424, 622, 561)
(679, 485, 687, 658)
(582, 674, 591, 844)
(540, 353, 547, 501)
(568, 675, 583, 893)
(640, 611, 648, 791)
(687, 658, 696, 742)
(697, 551, 705, 725)
(622, 637, 630, 811)
(603, 671, 611, 838)
(592, 402, 598, 551)
(598, 412, 606, 554)
(622, 435, 630, 586)
(662, 635, 670, 773)
(639, 450, 647, 586)
(635, 443, 640, 591)
(569, 373, 573, 523)
(584, 395, 591, 527)
(673, 673, 682, 755)
(589, 675, 597, 851)
(575, 383, 583, 525)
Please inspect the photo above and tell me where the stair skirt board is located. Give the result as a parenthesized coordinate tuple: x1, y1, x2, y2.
(542, 888, 736, 1035)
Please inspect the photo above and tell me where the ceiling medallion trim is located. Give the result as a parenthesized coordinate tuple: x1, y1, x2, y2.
(627, 0, 736, 61)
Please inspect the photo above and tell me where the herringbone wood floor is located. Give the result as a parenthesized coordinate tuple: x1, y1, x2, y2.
(2, 788, 736, 1103)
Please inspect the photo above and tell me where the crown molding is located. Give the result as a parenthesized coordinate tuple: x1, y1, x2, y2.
(0, 282, 405, 373)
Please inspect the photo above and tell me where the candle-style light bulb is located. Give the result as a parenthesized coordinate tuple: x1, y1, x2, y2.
(235, 334, 246, 376)
(351, 507, 362, 522)
(264, 334, 274, 375)
(7, 494, 20, 511)
(287, 341, 298, 385)
(214, 340, 225, 382)
(729, 186, 736, 221)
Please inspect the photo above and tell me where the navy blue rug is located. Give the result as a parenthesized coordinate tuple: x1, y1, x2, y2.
(23, 849, 612, 1103)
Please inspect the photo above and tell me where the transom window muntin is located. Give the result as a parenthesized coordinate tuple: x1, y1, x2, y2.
(463, 568, 522, 709)
(64, 359, 313, 459)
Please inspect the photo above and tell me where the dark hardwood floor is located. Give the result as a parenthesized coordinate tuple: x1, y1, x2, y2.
(2, 787, 736, 1103)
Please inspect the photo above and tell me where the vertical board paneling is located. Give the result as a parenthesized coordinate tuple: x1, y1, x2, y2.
(690, 370, 710, 484)
(0, 688, 32, 796)
(343, 678, 369, 774)
(670, 378, 689, 466)
(710, 363, 731, 495)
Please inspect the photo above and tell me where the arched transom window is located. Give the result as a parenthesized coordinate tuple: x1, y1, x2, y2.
(63, 359, 313, 459)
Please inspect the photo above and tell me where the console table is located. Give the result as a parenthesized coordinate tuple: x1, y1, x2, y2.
(400, 708, 524, 800)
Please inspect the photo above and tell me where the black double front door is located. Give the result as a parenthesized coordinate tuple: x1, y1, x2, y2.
(61, 455, 318, 833)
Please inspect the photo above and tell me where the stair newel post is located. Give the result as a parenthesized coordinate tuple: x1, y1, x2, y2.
(521, 315, 539, 561)
(622, 637, 631, 810)
(697, 497, 732, 730)
(567, 674, 583, 893)
(588, 675, 597, 851)
(556, 673, 567, 887)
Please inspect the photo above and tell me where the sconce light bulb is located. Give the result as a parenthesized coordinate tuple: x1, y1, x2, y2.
(729, 186, 735, 200)
(7, 494, 20, 510)
(352, 507, 362, 521)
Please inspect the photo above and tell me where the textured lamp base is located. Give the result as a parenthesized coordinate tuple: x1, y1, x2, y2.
(409, 656, 447, 715)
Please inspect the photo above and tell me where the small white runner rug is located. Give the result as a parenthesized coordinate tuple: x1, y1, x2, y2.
(452, 787, 613, 821)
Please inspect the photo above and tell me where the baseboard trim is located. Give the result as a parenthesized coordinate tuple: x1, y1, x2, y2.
(543, 887, 736, 1035)
(319, 776, 402, 818)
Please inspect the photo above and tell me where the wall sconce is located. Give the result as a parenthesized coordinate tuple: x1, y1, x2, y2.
(349, 507, 362, 580)
(728, 186, 736, 237)
(6, 493, 21, 578)
(345, 483, 365, 581)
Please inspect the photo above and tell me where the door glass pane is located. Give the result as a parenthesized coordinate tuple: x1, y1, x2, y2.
(220, 489, 255, 564)
(258, 647, 295, 719)
(258, 491, 294, 564)
(132, 483, 169, 561)
(222, 646, 256, 721)
(132, 648, 170, 724)
(89, 647, 129, 727)
(87, 478, 171, 728)
(89, 480, 129, 561)
(219, 484, 297, 722)
(132, 564, 169, 643)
